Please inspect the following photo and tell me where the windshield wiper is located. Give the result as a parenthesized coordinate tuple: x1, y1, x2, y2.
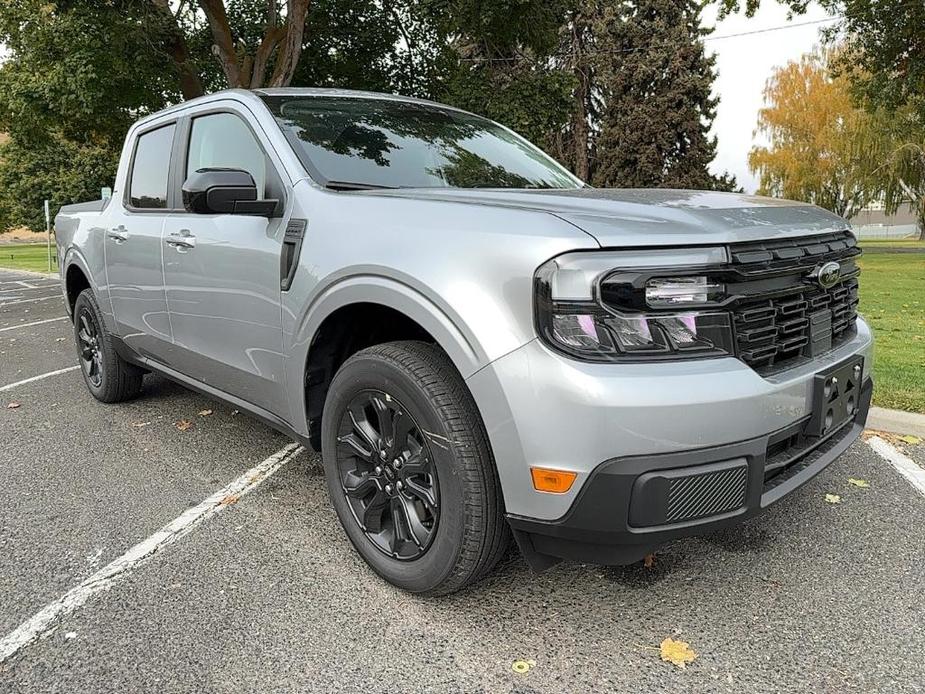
(324, 180, 398, 191)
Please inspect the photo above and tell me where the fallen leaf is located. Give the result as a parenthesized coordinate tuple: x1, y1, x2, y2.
(847, 478, 870, 488)
(898, 435, 922, 445)
(198, 409, 213, 417)
(130, 421, 150, 428)
(219, 494, 240, 506)
(660, 638, 697, 669)
(824, 494, 842, 504)
(6, 402, 21, 409)
(175, 419, 193, 431)
(511, 659, 535, 674)
(643, 553, 656, 569)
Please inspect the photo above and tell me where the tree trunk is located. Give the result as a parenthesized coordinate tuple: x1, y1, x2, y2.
(569, 14, 591, 182)
(150, 0, 204, 99)
(199, 0, 311, 89)
(918, 201, 925, 241)
(268, 0, 312, 87)
(199, 0, 243, 87)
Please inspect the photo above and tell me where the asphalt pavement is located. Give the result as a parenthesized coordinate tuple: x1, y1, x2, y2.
(1, 268, 923, 693)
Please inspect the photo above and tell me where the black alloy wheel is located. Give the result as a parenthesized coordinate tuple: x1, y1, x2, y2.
(336, 390, 439, 560)
(76, 306, 104, 388)
(72, 288, 144, 403)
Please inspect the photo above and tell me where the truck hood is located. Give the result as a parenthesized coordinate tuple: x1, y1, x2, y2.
(368, 188, 849, 247)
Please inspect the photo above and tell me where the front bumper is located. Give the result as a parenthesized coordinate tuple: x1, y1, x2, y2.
(507, 377, 871, 568)
(466, 317, 874, 521)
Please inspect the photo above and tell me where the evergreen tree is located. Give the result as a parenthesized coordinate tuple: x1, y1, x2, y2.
(589, 0, 737, 190)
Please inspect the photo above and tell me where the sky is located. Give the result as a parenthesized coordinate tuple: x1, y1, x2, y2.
(704, 2, 834, 193)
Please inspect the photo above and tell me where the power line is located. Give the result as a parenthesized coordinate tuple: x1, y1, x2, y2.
(458, 15, 844, 63)
(705, 16, 840, 43)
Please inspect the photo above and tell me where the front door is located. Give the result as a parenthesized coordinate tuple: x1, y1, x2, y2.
(106, 122, 175, 360)
(161, 110, 289, 418)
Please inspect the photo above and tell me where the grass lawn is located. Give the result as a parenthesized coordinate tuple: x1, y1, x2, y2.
(858, 250, 925, 413)
(0, 242, 57, 273)
(859, 238, 924, 250)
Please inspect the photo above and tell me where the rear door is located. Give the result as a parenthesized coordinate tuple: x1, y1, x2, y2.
(161, 106, 291, 417)
(106, 121, 177, 360)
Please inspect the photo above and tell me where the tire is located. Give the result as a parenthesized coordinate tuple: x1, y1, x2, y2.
(321, 341, 510, 595)
(73, 288, 144, 403)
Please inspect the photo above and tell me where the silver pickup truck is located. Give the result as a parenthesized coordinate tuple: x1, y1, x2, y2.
(55, 88, 873, 595)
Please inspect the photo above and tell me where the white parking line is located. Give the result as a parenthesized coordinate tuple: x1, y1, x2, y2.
(0, 366, 80, 392)
(0, 317, 68, 333)
(0, 294, 61, 307)
(0, 283, 58, 292)
(867, 436, 925, 498)
(0, 442, 304, 664)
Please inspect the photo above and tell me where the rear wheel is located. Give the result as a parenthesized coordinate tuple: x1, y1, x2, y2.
(321, 341, 509, 595)
(73, 289, 143, 403)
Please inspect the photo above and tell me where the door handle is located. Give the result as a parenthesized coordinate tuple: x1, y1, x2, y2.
(165, 229, 196, 249)
(108, 225, 129, 243)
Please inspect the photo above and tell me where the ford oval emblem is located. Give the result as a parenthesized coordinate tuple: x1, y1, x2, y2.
(814, 261, 841, 289)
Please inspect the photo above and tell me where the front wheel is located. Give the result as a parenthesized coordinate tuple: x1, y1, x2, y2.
(321, 341, 509, 595)
(73, 289, 144, 403)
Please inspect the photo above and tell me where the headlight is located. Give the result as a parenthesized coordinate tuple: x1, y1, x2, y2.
(535, 250, 735, 362)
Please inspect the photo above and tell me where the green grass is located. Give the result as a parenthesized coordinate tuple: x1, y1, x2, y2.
(859, 238, 925, 250)
(858, 251, 925, 413)
(0, 243, 58, 273)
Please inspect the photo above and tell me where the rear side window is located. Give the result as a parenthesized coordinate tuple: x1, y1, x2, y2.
(187, 113, 267, 198)
(129, 124, 175, 209)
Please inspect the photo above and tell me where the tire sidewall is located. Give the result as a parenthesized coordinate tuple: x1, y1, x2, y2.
(321, 354, 469, 593)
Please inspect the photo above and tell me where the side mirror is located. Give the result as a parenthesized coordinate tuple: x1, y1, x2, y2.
(182, 168, 279, 217)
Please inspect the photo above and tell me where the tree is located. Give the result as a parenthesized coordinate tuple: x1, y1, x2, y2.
(0, 0, 422, 231)
(590, 0, 737, 190)
(749, 48, 874, 219)
(857, 108, 925, 240)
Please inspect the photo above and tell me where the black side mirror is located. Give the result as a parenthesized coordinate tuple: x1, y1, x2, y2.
(182, 168, 279, 217)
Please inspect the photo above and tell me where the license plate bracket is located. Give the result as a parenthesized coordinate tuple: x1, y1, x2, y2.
(805, 355, 864, 437)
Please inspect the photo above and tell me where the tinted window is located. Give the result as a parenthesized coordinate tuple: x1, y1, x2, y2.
(187, 113, 267, 198)
(129, 124, 175, 208)
(262, 96, 582, 190)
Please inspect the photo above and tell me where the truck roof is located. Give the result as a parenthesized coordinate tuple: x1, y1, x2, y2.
(132, 87, 467, 129)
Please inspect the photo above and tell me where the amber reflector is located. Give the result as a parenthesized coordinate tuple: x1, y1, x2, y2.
(530, 467, 577, 493)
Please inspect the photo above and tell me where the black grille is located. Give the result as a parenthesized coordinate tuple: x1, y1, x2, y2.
(728, 231, 861, 374)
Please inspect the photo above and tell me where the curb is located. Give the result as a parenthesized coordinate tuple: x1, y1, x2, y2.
(867, 406, 925, 438)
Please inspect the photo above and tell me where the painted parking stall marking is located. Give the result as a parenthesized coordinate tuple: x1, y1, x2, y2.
(0, 442, 304, 664)
(0, 295, 63, 308)
(867, 436, 925, 498)
(0, 366, 81, 392)
(0, 317, 68, 333)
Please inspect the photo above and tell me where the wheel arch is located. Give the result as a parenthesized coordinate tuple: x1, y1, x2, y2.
(64, 257, 93, 317)
(294, 277, 489, 450)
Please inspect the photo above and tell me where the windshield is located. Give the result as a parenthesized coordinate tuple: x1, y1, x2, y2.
(261, 95, 583, 190)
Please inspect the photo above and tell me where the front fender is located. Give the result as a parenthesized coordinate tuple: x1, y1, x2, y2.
(284, 274, 502, 430)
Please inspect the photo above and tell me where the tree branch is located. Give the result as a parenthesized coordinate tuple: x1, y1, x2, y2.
(251, 2, 287, 91)
(149, 0, 204, 99)
(199, 0, 243, 88)
(268, 0, 311, 87)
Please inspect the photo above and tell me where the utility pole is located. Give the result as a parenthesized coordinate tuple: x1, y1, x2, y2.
(44, 199, 51, 273)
